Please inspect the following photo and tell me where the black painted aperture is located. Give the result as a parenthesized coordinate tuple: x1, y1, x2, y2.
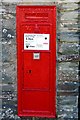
(45, 37, 47, 40)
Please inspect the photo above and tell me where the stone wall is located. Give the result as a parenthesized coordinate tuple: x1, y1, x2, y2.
(0, 0, 80, 120)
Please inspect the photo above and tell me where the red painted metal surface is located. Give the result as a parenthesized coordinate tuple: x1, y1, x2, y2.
(16, 6, 56, 118)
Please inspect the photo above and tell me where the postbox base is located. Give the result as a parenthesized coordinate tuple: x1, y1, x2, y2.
(18, 113, 56, 118)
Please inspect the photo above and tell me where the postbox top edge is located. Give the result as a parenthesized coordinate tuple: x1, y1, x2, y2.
(16, 5, 56, 9)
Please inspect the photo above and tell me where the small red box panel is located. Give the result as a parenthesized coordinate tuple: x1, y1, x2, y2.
(16, 6, 56, 118)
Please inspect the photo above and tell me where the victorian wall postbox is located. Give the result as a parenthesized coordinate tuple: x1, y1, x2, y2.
(16, 5, 56, 118)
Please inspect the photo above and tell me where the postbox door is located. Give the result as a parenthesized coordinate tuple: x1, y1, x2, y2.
(20, 24, 55, 114)
(22, 24, 50, 90)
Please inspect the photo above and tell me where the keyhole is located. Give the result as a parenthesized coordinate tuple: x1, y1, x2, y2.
(29, 70, 32, 73)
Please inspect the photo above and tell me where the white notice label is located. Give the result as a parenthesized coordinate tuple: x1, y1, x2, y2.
(24, 34, 50, 50)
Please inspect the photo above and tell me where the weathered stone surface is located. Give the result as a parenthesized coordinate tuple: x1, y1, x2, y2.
(57, 32, 79, 42)
(58, 43, 79, 55)
(2, 0, 56, 3)
(57, 96, 78, 118)
(0, 3, 2, 118)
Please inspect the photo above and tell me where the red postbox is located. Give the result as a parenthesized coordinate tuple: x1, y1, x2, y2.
(16, 6, 56, 118)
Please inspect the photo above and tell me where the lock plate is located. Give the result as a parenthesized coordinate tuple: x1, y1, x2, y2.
(33, 53, 40, 60)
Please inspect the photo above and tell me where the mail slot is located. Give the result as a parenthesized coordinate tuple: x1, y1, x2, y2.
(16, 5, 56, 118)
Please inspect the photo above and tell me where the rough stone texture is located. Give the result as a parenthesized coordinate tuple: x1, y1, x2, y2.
(0, 0, 80, 120)
(0, 2, 2, 119)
